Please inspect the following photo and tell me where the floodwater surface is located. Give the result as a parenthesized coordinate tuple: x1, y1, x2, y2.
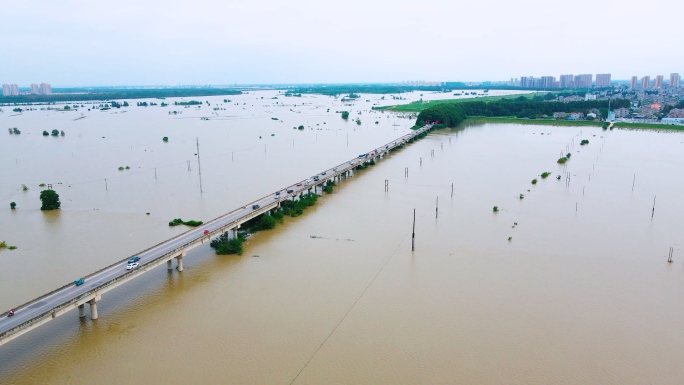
(1, 92, 683, 384)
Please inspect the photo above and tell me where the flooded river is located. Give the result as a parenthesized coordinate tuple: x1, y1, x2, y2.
(1, 91, 683, 384)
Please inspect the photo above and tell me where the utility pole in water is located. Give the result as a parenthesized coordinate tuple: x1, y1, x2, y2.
(412, 209, 416, 251)
(196, 138, 203, 193)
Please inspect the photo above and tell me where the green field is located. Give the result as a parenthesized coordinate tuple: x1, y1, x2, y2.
(613, 122, 684, 131)
(381, 93, 535, 112)
(465, 117, 604, 127)
(464, 117, 684, 131)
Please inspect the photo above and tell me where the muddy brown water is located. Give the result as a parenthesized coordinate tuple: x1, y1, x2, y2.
(1, 92, 684, 384)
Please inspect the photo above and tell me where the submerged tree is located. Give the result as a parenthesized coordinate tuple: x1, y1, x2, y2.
(39, 189, 61, 210)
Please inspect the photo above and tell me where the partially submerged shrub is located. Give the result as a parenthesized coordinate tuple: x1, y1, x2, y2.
(210, 233, 245, 255)
(168, 218, 203, 227)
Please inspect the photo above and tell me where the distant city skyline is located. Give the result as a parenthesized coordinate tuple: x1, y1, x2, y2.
(1, 1, 682, 87)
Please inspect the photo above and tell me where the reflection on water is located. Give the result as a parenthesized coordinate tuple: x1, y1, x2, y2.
(2, 93, 684, 384)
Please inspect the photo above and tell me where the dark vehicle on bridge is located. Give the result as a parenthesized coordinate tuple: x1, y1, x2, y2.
(252, 204, 260, 210)
(321, 171, 327, 175)
(74, 278, 85, 286)
(287, 189, 294, 193)
(313, 176, 319, 181)
(275, 191, 280, 198)
(127, 256, 141, 264)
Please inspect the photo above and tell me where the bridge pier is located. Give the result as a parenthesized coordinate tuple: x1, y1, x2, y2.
(78, 304, 85, 318)
(89, 299, 98, 320)
(167, 259, 173, 271)
(176, 251, 186, 272)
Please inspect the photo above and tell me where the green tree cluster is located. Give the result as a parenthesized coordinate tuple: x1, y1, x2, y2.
(210, 233, 246, 255)
(39, 189, 60, 210)
(280, 193, 318, 217)
(415, 99, 631, 127)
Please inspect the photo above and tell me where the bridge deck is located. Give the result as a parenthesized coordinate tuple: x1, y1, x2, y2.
(0, 125, 432, 346)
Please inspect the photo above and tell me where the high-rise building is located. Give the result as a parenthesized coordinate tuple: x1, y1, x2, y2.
(521, 77, 542, 88)
(670, 73, 680, 88)
(560, 74, 574, 88)
(574, 74, 592, 88)
(30, 84, 40, 94)
(595, 73, 611, 87)
(40, 83, 52, 95)
(641, 76, 651, 89)
(2, 84, 19, 96)
(630, 76, 638, 89)
(654, 75, 664, 89)
(520, 76, 529, 88)
(541, 76, 556, 89)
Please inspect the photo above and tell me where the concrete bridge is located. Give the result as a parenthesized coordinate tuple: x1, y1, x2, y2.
(0, 124, 433, 347)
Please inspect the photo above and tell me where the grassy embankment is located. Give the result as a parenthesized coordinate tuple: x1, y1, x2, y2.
(465, 117, 604, 127)
(466, 117, 684, 131)
(380, 93, 535, 113)
(613, 122, 684, 131)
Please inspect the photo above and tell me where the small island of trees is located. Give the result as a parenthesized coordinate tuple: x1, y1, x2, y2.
(39, 189, 60, 210)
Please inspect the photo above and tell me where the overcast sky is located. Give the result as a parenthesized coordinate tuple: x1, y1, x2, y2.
(2, 0, 682, 86)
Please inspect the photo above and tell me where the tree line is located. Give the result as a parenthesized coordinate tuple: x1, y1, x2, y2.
(0, 88, 242, 104)
(415, 97, 631, 127)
